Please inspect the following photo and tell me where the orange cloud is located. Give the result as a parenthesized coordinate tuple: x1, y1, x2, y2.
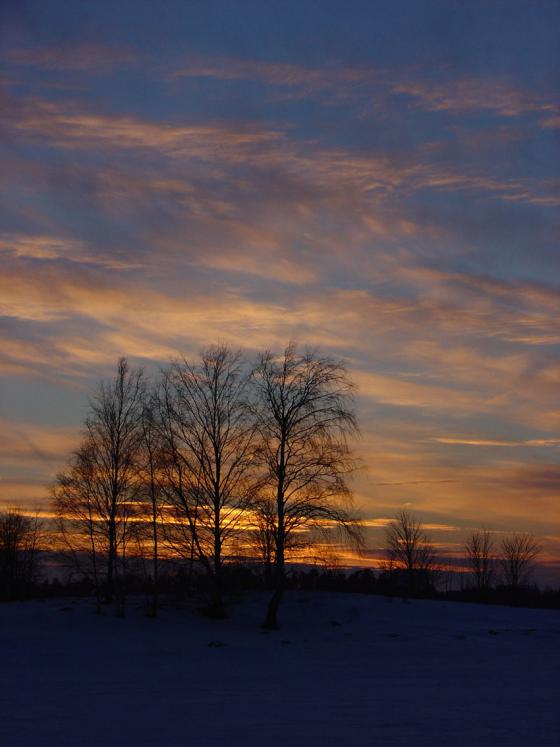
(392, 76, 555, 118)
(0, 420, 81, 509)
(432, 437, 560, 448)
(4, 92, 557, 210)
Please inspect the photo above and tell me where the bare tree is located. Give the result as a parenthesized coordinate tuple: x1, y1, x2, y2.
(52, 358, 145, 604)
(384, 510, 436, 595)
(500, 533, 541, 590)
(0, 509, 42, 599)
(155, 346, 258, 617)
(465, 530, 495, 594)
(252, 343, 361, 629)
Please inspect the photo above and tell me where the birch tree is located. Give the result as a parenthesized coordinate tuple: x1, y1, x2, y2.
(252, 343, 361, 629)
(52, 358, 145, 604)
(156, 346, 258, 617)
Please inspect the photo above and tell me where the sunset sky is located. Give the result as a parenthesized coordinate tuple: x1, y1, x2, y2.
(1, 1, 559, 570)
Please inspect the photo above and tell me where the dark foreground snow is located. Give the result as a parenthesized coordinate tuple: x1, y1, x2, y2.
(2, 592, 559, 746)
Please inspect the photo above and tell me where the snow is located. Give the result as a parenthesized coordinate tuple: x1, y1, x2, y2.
(2, 592, 559, 746)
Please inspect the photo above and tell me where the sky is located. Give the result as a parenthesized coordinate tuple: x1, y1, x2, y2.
(1, 1, 559, 572)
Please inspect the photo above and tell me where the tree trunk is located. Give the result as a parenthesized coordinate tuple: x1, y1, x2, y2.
(151, 511, 159, 617)
(106, 516, 116, 603)
(263, 572, 283, 629)
(263, 559, 274, 590)
(407, 565, 415, 597)
(150, 472, 159, 618)
(263, 513, 284, 629)
(206, 520, 226, 619)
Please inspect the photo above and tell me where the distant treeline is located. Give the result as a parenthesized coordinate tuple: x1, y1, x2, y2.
(2, 551, 559, 612)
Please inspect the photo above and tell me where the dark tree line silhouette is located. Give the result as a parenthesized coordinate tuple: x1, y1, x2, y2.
(465, 528, 542, 601)
(381, 511, 542, 601)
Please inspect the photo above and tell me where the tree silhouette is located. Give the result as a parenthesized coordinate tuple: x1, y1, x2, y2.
(137, 397, 165, 617)
(155, 346, 259, 617)
(500, 532, 541, 590)
(252, 343, 361, 629)
(384, 510, 436, 595)
(465, 529, 495, 595)
(53, 358, 145, 605)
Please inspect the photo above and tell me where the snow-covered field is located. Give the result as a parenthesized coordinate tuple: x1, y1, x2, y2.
(2, 592, 559, 746)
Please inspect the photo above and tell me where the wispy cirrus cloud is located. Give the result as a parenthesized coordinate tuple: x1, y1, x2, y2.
(0, 419, 79, 464)
(0, 233, 142, 269)
(5, 41, 558, 137)
(432, 437, 560, 448)
(172, 55, 560, 123)
(3, 93, 558, 211)
(172, 54, 379, 91)
(2, 42, 140, 73)
(5, 96, 285, 157)
(0, 419, 81, 508)
(541, 115, 560, 129)
(392, 76, 558, 118)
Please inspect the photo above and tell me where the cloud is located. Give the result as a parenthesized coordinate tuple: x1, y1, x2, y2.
(0, 419, 79, 463)
(0, 420, 80, 509)
(392, 76, 557, 118)
(7, 44, 556, 130)
(432, 437, 560, 448)
(2, 42, 139, 73)
(2, 244, 559, 435)
(0, 233, 139, 269)
(3, 92, 558, 212)
(353, 369, 482, 413)
(540, 115, 560, 129)
(171, 55, 560, 126)
(5, 96, 285, 158)
(172, 55, 377, 91)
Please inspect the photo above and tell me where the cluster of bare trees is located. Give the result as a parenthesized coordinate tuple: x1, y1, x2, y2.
(3, 346, 544, 616)
(465, 529, 541, 595)
(52, 344, 361, 627)
(383, 511, 542, 597)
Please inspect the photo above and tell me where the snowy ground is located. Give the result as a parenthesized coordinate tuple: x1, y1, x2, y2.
(2, 592, 559, 746)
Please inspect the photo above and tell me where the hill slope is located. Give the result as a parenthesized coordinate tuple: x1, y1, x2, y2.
(2, 592, 559, 746)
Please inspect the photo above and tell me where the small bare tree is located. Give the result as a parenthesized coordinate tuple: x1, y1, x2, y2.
(500, 533, 541, 589)
(252, 343, 361, 629)
(384, 510, 436, 595)
(0, 509, 42, 599)
(465, 530, 495, 594)
(155, 346, 259, 617)
(52, 358, 145, 604)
